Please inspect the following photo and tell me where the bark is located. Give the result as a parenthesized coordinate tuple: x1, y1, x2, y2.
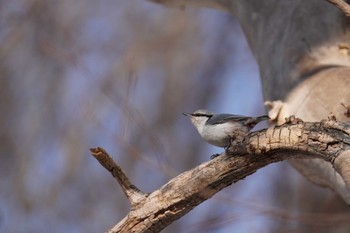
(91, 117, 350, 232)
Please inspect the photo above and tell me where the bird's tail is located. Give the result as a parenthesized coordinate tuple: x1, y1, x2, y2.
(244, 115, 270, 128)
(256, 115, 270, 122)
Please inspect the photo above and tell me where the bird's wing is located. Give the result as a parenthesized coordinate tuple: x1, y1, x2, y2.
(206, 114, 249, 125)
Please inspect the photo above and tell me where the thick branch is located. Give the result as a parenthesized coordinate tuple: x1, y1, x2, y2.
(229, 116, 349, 161)
(325, 0, 350, 16)
(91, 118, 350, 233)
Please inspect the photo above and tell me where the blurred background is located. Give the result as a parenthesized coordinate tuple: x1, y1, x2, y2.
(1, 0, 350, 232)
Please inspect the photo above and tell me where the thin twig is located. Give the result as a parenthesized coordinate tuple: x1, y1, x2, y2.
(90, 147, 147, 206)
(326, 0, 350, 17)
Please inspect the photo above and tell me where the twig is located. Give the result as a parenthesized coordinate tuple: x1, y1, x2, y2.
(90, 147, 147, 206)
(326, 0, 350, 17)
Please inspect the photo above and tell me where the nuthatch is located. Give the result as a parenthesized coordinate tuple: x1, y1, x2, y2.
(183, 109, 269, 148)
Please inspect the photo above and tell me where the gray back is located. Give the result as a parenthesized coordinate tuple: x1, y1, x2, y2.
(206, 114, 249, 125)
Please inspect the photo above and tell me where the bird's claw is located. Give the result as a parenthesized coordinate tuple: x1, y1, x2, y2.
(210, 153, 221, 159)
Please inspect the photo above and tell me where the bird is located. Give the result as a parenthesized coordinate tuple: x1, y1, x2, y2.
(183, 109, 269, 148)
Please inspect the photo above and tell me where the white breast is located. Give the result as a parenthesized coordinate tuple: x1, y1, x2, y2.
(200, 122, 248, 147)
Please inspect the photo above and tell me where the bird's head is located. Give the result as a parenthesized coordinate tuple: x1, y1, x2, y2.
(183, 109, 214, 132)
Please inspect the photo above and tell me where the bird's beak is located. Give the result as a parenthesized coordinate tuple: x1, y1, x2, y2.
(182, 113, 192, 117)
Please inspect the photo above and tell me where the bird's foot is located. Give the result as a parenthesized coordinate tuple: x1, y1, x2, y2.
(210, 153, 221, 159)
(224, 136, 234, 151)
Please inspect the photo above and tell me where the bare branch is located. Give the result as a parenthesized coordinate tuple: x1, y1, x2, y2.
(90, 147, 147, 206)
(229, 116, 349, 162)
(91, 117, 350, 232)
(325, 0, 350, 17)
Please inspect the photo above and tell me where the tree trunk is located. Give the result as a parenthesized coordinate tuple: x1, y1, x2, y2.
(229, 0, 350, 203)
(151, 0, 350, 203)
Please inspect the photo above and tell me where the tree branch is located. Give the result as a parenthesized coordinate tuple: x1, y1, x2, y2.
(90, 117, 350, 233)
(90, 147, 147, 206)
(325, 0, 350, 17)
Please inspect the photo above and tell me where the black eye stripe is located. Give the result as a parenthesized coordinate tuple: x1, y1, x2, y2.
(192, 113, 212, 117)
